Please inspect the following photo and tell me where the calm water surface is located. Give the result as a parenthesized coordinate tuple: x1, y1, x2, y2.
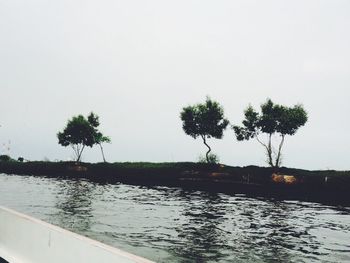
(0, 173, 349, 263)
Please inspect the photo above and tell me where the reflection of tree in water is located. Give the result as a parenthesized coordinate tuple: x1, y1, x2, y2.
(171, 190, 230, 263)
(261, 201, 297, 261)
(54, 179, 95, 233)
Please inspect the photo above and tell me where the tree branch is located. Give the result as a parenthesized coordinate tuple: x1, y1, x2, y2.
(256, 134, 273, 167)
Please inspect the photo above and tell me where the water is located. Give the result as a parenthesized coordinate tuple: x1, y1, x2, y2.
(0, 173, 349, 263)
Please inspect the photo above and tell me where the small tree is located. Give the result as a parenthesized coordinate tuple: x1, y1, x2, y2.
(180, 97, 229, 163)
(233, 99, 308, 168)
(87, 112, 111, 163)
(57, 115, 95, 162)
(95, 133, 111, 163)
(58, 112, 111, 162)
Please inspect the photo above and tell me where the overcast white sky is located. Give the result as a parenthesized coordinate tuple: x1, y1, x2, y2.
(0, 0, 349, 170)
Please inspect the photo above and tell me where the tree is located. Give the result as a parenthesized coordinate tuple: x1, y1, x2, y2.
(58, 112, 111, 162)
(180, 97, 229, 163)
(233, 99, 308, 168)
(87, 113, 111, 163)
(57, 115, 96, 162)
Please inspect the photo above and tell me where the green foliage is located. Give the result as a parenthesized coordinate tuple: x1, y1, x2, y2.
(198, 153, 220, 164)
(57, 114, 96, 162)
(180, 97, 229, 163)
(87, 112, 100, 128)
(233, 106, 259, 140)
(233, 99, 308, 168)
(0, 155, 12, 162)
(95, 132, 111, 144)
(58, 115, 95, 147)
(57, 112, 111, 162)
(86, 112, 111, 144)
(181, 97, 229, 139)
(258, 99, 308, 136)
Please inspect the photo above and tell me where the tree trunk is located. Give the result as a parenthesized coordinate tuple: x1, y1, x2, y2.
(201, 135, 211, 163)
(99, 143, 106, 163)
(72, 145, 80, 162)
(274, 135, 285, 168)
(256, 134, 274, 167)
(77, 145, 85, 163)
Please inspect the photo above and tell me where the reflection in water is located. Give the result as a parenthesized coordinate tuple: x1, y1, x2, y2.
(171, 191, 229, 262)
(0, 174, 350, 263)
(241, 201, 300, 262)
(54, 179, 95, 233)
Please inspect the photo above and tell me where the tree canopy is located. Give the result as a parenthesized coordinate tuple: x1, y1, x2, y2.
(233, 99, 308, 168)
(180, 97, 229, 163)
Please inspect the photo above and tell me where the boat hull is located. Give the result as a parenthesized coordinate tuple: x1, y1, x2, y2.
(0, 206, 154, 263)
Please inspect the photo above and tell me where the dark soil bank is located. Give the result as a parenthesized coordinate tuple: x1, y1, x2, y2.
(0, 161, 349, 205)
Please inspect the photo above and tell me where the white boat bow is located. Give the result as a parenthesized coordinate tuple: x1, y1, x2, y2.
(0, 206, 154, 263)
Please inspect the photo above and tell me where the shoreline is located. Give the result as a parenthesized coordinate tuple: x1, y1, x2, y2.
(0, 161, 349, 205)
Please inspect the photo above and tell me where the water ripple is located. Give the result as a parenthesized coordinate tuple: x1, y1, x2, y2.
(0, 173, 350, 262)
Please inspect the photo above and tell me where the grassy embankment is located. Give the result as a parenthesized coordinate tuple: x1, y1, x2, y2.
(0, 161, 349, 204)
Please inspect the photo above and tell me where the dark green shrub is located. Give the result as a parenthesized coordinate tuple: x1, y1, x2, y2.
(0, 155, 12, 162)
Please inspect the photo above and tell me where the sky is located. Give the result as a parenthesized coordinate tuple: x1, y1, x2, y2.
(0, 0, 349, 170)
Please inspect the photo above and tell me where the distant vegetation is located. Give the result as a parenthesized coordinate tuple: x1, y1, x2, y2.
(0, 155, 13, 162)
(1, 97, 310, 169)
(0, 155, 24, 163)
